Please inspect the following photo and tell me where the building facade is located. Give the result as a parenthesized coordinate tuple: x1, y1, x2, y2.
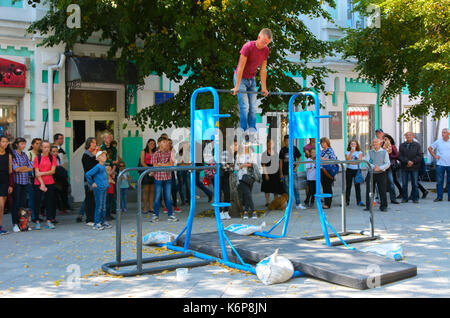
(0, 0, 448, 202)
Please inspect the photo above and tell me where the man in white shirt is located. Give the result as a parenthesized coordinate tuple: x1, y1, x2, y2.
(428, 128, 450, 201)
(54, 133, 68, 170)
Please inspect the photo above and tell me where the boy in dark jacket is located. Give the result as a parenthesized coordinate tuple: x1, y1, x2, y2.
(398, 132, 423, 203)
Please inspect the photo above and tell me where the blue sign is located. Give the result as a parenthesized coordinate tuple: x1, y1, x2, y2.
(155, 92, 174, 105)
(291, 111, 316, 139)
(194, 109, 216, 141)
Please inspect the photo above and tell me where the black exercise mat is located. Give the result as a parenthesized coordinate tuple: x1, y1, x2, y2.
(175, 231, 417, 290)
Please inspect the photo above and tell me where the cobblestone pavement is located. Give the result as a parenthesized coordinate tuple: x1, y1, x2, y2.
(0, 181, 449, 298)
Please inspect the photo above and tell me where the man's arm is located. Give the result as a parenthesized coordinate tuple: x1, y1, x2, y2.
(378, 151, 391, 171)
(259, 59, 269, 96)
(232, 54, 247, 95)
(428, 145, 440, 161)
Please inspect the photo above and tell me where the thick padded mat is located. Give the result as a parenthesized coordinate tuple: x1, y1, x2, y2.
(176, 231, 417, 290)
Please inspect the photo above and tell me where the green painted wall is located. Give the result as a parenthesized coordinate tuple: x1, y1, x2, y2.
(0, 0, 22, 7)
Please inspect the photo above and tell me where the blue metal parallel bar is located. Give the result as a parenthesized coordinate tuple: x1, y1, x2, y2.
(223, 233, 251, 267)
(253, 232, 283, 239)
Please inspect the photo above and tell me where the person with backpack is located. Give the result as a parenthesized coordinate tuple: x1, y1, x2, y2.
(33, 141, 57, 229)
(0, 136, 13, 235)
(235, 141, 258, 219)
(11, 137, 33, 232)
(363, 138, 391, 212)
(320, 137, 338, 209)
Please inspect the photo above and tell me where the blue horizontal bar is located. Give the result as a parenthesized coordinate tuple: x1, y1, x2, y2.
(315, 193, 332, 198)
(212, 114, 231, 118)
(211, 202, 231, 208)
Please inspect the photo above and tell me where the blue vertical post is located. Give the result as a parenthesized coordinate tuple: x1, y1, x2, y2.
(282, 94, 299, 237)
(309, 92, 331, 246)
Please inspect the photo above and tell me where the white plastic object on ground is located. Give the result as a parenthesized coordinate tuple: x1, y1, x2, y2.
(360, 243, 404, 261)
(142, 231, 177, 246)
(224, 222, 266, 236)
(255, 249, 294, 285)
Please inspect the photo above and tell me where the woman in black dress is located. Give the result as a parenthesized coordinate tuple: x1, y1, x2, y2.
(261, 139, 283, 206)
(0, 136, 13, 234)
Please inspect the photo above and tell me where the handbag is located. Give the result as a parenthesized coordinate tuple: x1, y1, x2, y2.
(241, 173, 255, 187)
(354, 169, 364, 184)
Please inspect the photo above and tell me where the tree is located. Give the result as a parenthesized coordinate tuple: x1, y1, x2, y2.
(28, 0, 336, 130)
(340, 0, 449, 121)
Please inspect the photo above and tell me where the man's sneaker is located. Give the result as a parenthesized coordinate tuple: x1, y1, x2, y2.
(12, 224, 20, 233)
(45, 221, 55, 229)
(35, 222, 41, 230)
(168, 215, 179, 222)
(422, 190, 429, 199)
(150, 215, 159, 223)
(0, 226, 8, 235)
(243, 211, 249, 219)
(434, 197, 443, 202)
(174, 206, 182, 213)
(358, 201, 365, 206)
(251, 212, 258, 219)
(296, 204, 307, 210)
(164, 208, 168, 214)
(221, 212, 231, 220)
(76, 216, 82, 223)
(86, 222, 94, 226)
(93, 223, 104, 230)
(102, 222, 112, 229)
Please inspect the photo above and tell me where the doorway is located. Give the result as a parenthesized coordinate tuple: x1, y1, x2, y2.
(70, 113, 119, 202)
(347, 105, 375, 153)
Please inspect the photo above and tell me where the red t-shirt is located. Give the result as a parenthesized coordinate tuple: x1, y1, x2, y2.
(107, 182, 114, 194)
(235, 41, 269, 79)
(33, 155, 57, 185)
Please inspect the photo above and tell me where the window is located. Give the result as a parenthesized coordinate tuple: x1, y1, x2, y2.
(347, 0, 365, 29)
(70, 89, 117, 112)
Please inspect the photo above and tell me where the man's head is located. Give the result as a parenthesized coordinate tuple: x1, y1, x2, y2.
(50, 145, 59, 158)
(442, 128, 449, 140)
(283, 134, 289, 147)
(405, 132, 414, 143)
(103, 133, 113, 146)
(158, 136, 169, 151)
(54, 133, 64, 146)
(256, 28, 272, 49)
(375, 129, 384, 140)
(96, 150, 107, 163)
(372, 138, 381, 150)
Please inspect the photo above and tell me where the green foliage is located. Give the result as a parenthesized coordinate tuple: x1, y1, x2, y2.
(28, 0, 336, 130)
(339, 0, 449, 121)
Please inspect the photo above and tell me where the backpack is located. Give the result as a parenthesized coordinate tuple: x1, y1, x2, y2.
(18, 208, 32, 231)
(37, 153, 53, 165)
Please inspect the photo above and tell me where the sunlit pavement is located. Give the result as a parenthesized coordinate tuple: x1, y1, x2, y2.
(0, 181, 448, 298)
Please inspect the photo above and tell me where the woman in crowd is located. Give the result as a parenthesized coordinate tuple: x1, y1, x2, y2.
(33, 140, 57, 230)
(11, 137, 33, 232)
(235, 142, 257, 219)
(27, 138, 41, 222)
(383, 134, 401, 204)
(0, 136, 13, 234)
(345, 140, 364, 206)
(261, 139, 283, 206)
(320, 137, 338, 209)
(140, 138, 156, 214)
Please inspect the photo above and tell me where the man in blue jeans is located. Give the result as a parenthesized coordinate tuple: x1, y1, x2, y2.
(232, 28, 272, 137)
(398, 132, 423, 203)
(428, 128, 450, 201)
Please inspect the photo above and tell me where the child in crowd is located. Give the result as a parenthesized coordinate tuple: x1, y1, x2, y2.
(118, 161, 132, 212)
(304, 148, 316, 207)
(105, 165, 115, 221)
(150, 136, 178, 223)
(85, 151, 112, 230)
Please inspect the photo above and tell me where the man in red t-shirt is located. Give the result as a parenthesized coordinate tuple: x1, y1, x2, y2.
(232, 28, 272, 135)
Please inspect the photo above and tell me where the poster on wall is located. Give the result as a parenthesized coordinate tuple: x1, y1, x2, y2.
(329, 111, 342, 140)
(0, 58, 26, 88)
